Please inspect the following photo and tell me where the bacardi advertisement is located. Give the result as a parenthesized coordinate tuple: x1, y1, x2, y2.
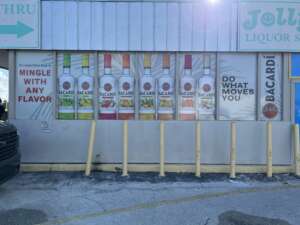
(259, 53, 282, 120)
(158, 76, 174, 118)
(16, 51, 54, 120)
(198, 75, 215, 119)
(219, 53, 256, 120)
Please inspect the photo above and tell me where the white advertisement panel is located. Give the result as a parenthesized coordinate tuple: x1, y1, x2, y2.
(0, 0, 40, 49)
(259, 53, 282, 120)
(239, 1, 300, 51)
(16, 51, 54, 120)
(219, 53, 256, 120)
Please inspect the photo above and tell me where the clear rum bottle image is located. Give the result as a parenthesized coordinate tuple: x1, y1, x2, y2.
(77, 54, 94, 120)
(139, 54, 156, 120)
(158, 53, 174, 120)
(118, 53, 135, 120)
(99, 53, 117, 120)
(58, 53, 75, 120)
(179, 54, 196, 120)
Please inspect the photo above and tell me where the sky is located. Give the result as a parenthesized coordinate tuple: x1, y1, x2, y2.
(0, 68, 8, 101)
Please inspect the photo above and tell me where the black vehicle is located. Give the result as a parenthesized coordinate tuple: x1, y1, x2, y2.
(0, 121, 20, 184)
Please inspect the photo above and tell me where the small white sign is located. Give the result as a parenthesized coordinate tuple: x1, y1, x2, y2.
(0, 0, 40, 49)
(239, 1, 300, 51)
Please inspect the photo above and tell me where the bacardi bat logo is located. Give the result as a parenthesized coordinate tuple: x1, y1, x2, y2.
(81, 82, 90, 90)
(104, 83, 112, 92)
(143, 82, 152, 91)
(202, 84, 211, 92)
(122, 82, 130, 91)
(63, 81, 71, 90)
(184, 83, 192, 91)
(162, 82, 170, 91)
(263, 103, 278, 119)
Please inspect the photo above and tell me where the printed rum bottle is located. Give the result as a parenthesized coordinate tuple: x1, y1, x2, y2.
(77, 54, 94, 120)
(179, 54, 196, 120)
(198, 55, 215, 120)
(139, 54, 156, 120)
(118, 54, 135, 120)
(99, 53, 117, 120)
(158, 54, 174, 120)
(58, 53, 75, 120)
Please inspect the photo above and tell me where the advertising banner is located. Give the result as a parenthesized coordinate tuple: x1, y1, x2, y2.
(259, 53, 282, 120)
(219, 53, 256, 120)
(239, 1, 300, 51)
(16, 51, 54, 120)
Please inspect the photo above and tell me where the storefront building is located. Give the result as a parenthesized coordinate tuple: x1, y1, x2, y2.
(5, 0, 300, 172)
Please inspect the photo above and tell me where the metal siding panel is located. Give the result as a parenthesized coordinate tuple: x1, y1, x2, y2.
(231, 1, 238, 51)
(142, 2, 154, 51)
(116, 3, 129, 51)
(91, 2, 104, 50)
(179, 3, 193, 51)
(64, 1, 77, 50)
(192, 3, 205, 51)
(104, 2, 116, 50)
(167, 3, 179, 51)
(78, 2, 91, 50)
(217, 2, 231, 51)
(129, 3, 142, 50)
(51, 1, 65, 49)
(154, 3, 167, 51)
(41, 1, 52, 49)
(205, 4, 218, 51)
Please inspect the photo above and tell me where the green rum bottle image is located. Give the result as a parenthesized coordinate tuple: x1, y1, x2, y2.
(77, 54, 94, 120)
(58, 53, 75, 120)
(198, 54, 215, 120)
(158, 54, 174, 120)
(179, 54, 196, 120)
(139, 54, 156, 120)
(99, 53, 117, 120)
(118, 53, 135, 120)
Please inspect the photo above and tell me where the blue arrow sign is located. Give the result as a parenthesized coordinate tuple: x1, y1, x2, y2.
(0, 21, 34, 38)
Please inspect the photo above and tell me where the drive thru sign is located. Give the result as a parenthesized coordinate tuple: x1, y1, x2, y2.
(0, 0, 40, 49)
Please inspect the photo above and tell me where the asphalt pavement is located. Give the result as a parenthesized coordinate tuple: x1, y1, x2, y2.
(0, 172, 299, 225)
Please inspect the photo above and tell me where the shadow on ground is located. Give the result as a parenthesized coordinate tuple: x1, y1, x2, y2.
(0, 208, 47, 225)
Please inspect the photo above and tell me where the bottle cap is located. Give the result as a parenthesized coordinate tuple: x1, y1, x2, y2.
(184, 55, 192, 69)
(144, 54, 151, 69)
(104, 53, 112, 68)
(63, 53, 71, 68)
(123, 54, 130, 69)
(82, 54, 89, 68)
(163, 54, 170, 69)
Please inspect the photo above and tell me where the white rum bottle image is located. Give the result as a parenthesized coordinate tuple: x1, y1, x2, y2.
(158, 53, 174, 120)
(198, 54, 215, 120)
(58, 53, 75, 120)
(118, 53, 135, 120)
(99, 53, 117, 120)
(77, 54, 94, 120)
(179, 54, 196, 120)
(139, 54, 156, 120)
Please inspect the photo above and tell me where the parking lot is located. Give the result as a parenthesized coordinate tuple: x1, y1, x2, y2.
(0, 172, 300, 225)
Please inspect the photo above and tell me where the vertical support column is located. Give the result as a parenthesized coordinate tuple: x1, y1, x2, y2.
(85, 120, 97, 176)
(294, 124, 300, 176)
(160, 121, 165, 177)
(267, 122, 273, 178)
(195, 122, 201, 177)
(122, 120, 129, 176)
(230, 122, 237, 179)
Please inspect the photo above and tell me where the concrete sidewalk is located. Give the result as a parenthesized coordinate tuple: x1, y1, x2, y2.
(0, 172, 299, 225)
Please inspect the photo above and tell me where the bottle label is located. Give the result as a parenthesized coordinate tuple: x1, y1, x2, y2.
(158, 76, 174, 114)
(180, 76, 195, 114)
(58, 76, 75, 115)
(139, 76, 155, 114)
(119, 76, 134, 114)
(78, 76, 94, 118)
(99, 75, 117, 114)
(198, 76, 215, 116)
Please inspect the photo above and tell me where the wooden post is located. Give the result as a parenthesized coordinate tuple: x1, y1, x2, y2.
(294, 124, 300, 176)
(230, 122, 237, 179)
(85, 120, 97, 176)
(267, 122, 273, 178)
(122, 121, 129, 176)
(160, 121, 165, 177)
(195, 122, 201, 177)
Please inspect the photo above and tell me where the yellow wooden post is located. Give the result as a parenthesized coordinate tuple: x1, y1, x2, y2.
(122, 121, 129, 176)
(195, 122, 201, 177)
(294, 124, 300, 176)
(85, 120, 97, 176)
(267, 122, 273, 178)
(230, 122, 237, 179)
(160, 121, 165, 177)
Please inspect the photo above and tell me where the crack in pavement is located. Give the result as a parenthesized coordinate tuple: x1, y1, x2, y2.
(38, 183, 300, 225)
